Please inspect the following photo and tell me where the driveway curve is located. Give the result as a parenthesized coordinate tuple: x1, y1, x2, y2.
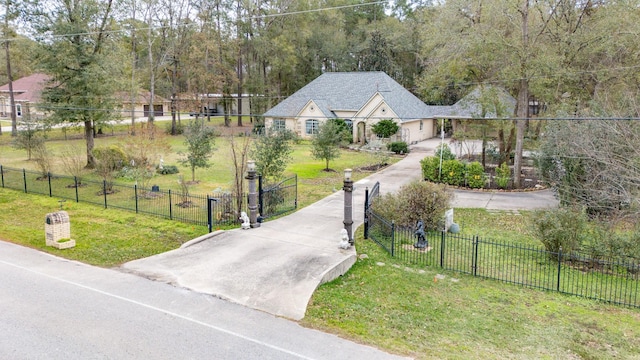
(121, 138, 557, 321)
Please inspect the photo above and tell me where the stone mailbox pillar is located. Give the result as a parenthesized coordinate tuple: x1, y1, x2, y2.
(45, 211, 76, 249)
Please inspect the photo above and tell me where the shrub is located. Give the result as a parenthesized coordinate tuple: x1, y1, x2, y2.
(372, 180, 453, 230)
(387, 141, 409, 154)
(435, 143, 456, 161)
(329, 118, 353, 144)
(164, 121, 185, 135)
(371, 119, 399, 138)
(421, 156, 440, 182)
(495, 162, 511, 189)
(157, 165, 179, 175)
(531, 207, 588, 254)
(441, 159, 465, 186)
(465, 162, 485, 189)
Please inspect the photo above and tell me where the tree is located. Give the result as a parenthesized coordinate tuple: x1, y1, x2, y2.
(311, 120, 343, 171)
(121, 123, 170, 189)
(180, 119, 216, 182)
(11, 115, 45, 160)
(251, 126, 295, 183)
(228, 134, 251, 218)
(371, 119, 399, 138)
(92, 145, 127, 194)
(538, 119, 640, 219)
(36, 0, 123, 168)
(59, 145, 88, 185)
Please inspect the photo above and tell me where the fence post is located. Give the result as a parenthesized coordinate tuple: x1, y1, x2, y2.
(134, 184, 138, 213)
(48, 172, 52, 197)
(391, 221, 396, 257)
(207, 195, 212, 233)
(74, 176, 79, 202)
(103, 180, 107, 209)
(258, 175, 263, 216)
(294, 174, 298, 209)
(23, 168, 27, 193)
(0, 165, 4, 188)
(169, 189, 173, 220)
(557, 246, 563, 292)
(440, 231, 445, 268)
(473, 235, 479, 277)
(364, 187, 369, 239)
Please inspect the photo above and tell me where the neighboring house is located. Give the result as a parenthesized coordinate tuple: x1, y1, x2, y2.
(0, 73, 50, 119)
(178, 93, 252, 117)
(116, 90, 171, 119)
(263, 72, 449, 144)
(440, 86, 517, 134)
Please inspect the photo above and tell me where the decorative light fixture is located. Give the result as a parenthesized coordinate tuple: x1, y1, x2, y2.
(344, 168, 352, 181)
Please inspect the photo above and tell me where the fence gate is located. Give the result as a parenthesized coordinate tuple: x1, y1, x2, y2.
(364, 181, 380, 239)
(258, 174, 297, 219)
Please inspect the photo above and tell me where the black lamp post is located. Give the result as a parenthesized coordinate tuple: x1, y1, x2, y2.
(246, 160, 260, 228)
(343, 168, 353, 245)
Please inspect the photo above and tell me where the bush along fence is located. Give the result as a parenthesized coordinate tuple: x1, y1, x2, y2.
(363, 187, 640, 309)
(0, 165, 297, 231)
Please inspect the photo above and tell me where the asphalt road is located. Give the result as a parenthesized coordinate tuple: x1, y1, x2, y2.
(0, 241, 409, 360)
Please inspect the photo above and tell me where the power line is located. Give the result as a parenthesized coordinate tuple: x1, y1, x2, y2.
(1, 1, 388, 42)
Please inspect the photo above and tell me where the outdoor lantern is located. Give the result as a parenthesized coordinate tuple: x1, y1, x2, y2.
(247, 160, 256, 172)
(344, 168, 352, 182)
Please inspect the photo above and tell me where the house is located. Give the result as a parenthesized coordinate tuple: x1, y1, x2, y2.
(263, 72, 448, 144)
(116, 90, 171, 119)
(440, 86, 517, 134)
(0, 73, 49, 119)
(178, 93, 252, 118)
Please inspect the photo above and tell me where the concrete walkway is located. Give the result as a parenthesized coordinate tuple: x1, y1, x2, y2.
(121, 138, 558, 320)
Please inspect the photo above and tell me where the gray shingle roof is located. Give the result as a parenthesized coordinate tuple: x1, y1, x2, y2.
(263, 72, 442, 121)
(445, 86, 516, 119)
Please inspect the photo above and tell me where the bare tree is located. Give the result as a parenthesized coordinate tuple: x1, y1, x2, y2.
(539, 120, 640, 220)
(228, 134, 251, 218)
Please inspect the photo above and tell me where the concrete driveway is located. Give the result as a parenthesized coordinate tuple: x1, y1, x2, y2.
(121, 138, 558, 320)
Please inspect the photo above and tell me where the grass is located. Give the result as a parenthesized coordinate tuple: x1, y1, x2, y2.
(303, 224, 640, 359)
(0, 126, 398, 208)
(0, 187, 207, 267)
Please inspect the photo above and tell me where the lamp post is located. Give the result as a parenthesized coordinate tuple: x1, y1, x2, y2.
(246, 160, 260, 228)
(343, 168, 353, 245)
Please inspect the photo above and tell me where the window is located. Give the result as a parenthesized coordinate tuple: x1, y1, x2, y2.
(419, 120, 423, 131)
(273, 119, 286, 132)
(305, 119, 319, 135)
(15, 104, 22, 117)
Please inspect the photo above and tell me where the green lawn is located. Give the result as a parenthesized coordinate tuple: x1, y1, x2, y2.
(0, 188, 206, 267)
(303, 218, 640, 360)
(0, 124, 397, 208)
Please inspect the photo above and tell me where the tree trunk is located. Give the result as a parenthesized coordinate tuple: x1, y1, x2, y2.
(170, 58, 177, 135)
(84, 120, 96, 168)
(513, 0, 530, 189)
(236, 0, 243, 127)
(147, 6, 155, 125)
(4, 6, 16, 137)
(129, 0, 137, 134)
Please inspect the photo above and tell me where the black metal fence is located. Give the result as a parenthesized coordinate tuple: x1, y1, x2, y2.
(0, 165, 258, 228)
(364, 189, 640, 309)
